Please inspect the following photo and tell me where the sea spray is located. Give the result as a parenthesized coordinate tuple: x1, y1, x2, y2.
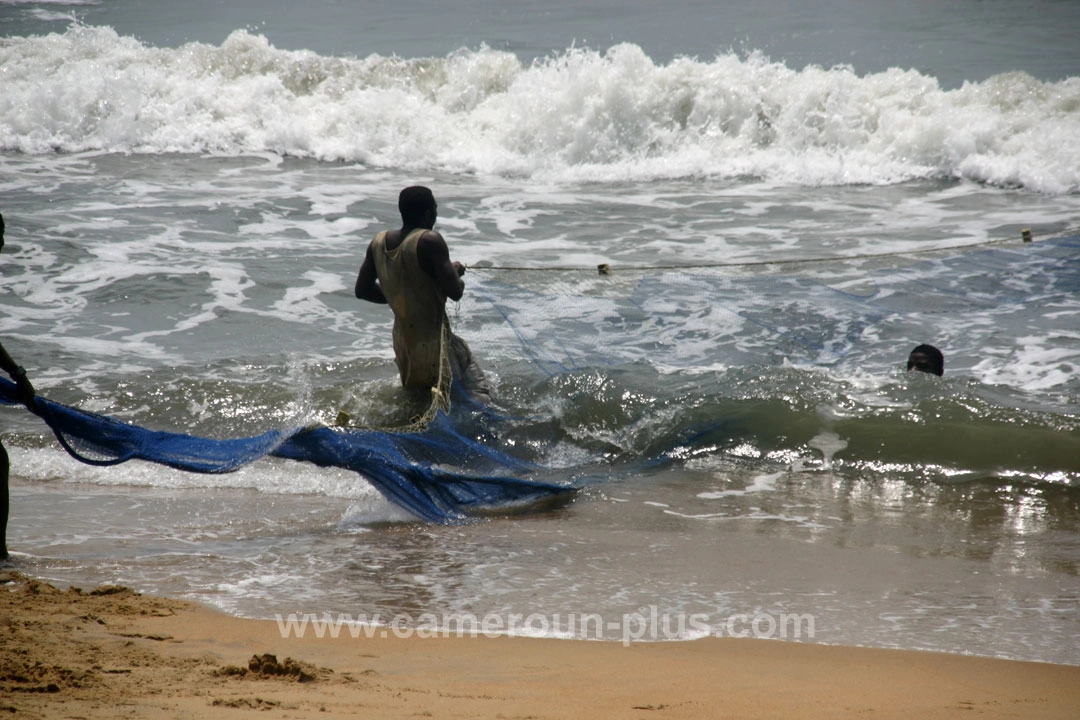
(2, 25, 1078, 191)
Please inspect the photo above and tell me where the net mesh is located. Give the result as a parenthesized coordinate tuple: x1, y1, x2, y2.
(0, 313, 573, 524)
(462, 234, 1080, 371)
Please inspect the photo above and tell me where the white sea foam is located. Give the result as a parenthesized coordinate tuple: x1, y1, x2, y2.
(698, 471, 783, 499)
(2, 25, 1078, 192)
(972, 333, 1080, 392)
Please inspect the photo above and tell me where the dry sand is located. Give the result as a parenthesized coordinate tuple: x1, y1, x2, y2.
(2, 569, 1078, 719)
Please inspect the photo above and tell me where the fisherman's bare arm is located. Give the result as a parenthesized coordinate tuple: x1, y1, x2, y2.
(419, 232, 465, 301)
(355, 243, 387, 303)
(0, 341, 35, 410)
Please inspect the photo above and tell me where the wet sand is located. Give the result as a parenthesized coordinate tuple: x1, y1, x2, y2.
(2, 570, 1078, 719)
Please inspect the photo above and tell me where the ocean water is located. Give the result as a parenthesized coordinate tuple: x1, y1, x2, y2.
(2, 0, 1079, 665)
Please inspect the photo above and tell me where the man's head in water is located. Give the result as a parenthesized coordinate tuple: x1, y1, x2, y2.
(399, 186, 437, 229)
(907, 343, 944, 376)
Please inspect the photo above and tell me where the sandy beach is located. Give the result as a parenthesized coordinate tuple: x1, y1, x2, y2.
(2, 569, 1078, 719)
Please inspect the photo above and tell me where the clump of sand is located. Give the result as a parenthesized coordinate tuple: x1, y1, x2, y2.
(0, 570, 339, 718)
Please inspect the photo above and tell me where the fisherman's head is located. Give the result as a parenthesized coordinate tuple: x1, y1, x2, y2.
(907, 343, 944, 376)
(399, 186, 437, 229)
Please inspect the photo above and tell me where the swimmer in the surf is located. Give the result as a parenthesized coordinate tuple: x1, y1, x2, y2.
(354, 187, 491, 403)
(906, 343, 944, 377)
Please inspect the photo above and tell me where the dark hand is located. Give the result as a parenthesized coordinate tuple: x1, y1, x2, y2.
(453, 261, 466, 277)
(14, 370, 35, 411)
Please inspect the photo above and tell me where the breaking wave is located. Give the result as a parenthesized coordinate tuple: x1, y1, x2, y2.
(2, 23, 1078, 192)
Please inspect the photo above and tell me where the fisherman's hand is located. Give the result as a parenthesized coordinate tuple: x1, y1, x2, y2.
(13, 369, 35, 411)
(453, 261, 466, 277)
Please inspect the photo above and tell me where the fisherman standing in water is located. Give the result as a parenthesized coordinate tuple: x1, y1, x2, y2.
(355, 187, 491, 403)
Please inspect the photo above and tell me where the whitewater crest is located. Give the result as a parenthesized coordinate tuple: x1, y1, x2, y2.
(1, 23, 1078, 192)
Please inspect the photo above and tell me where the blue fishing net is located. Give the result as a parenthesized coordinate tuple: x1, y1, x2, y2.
(0, 376, 574, 523)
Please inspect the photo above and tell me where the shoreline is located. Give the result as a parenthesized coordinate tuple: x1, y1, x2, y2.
(3, 570, 1079, 719)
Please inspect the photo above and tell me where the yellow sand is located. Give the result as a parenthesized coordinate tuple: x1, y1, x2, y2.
(2, 570, 1077, 719)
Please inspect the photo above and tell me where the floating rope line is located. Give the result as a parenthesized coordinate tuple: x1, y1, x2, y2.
(469, 230, 1060, 274)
